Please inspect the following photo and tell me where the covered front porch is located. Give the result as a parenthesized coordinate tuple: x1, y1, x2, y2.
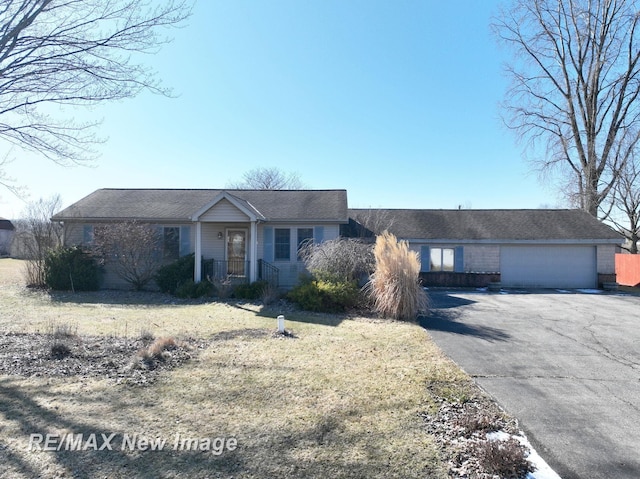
(191, 191, 277, 286)
(193, 222, 260, 283)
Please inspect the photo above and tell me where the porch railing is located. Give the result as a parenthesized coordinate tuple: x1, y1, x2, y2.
(201, 258, 279, 287)
(258, 259, 279, 287)
(202, 259, 250, 284)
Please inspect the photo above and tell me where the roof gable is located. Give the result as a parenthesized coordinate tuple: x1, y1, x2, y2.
(191, 192, 263, 221)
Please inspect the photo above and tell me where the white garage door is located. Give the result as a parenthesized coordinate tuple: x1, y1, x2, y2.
(501, 245, 597, 289)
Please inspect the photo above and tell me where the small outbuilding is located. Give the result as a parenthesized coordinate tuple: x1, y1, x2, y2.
(0, 217, 15, 257)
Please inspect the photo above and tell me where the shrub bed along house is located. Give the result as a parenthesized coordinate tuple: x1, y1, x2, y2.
(233, 280, 271, 300)
(288, 277, 360, 313)
(154, 253, 195, 295)
(44, 246, 102, 291)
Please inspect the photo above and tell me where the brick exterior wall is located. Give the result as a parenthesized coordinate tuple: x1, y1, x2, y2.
(420, 272, 501, 288)
(596, 244, 616, 274)
(463, 245, 500, 272)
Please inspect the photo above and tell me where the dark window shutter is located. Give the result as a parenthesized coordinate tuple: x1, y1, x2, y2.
(263, 226, 274, 262)
(180, 226, 191, 256)
(454, 246, 464, 273)
(420, 246, 430, 272)
(314, 226, 324, 243)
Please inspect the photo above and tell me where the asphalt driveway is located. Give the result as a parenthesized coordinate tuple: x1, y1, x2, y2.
(422, 289, 640, 479)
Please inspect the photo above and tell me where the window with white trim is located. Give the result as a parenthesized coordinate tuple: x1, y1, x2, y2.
(297, 228, 313, 260)
(274, 228, 291, 261)
(163, 227, 180, 260)
(430, 247, 455, 272)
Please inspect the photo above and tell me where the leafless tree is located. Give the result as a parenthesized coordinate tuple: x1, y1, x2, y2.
(94, 221, 161, 290)
(0, 153, 23, 196)
(605, 156, 640, 252)
(0, 0, 191, 185)
(226, 167, 305, 190)
(13, 194, 63, 285)
(349, 209, 395, 238)
(493, 0, 640, 217)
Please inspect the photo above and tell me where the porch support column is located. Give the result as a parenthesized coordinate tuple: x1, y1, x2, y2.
(250, 220, 258, 282)
(194, 221, 202, 282)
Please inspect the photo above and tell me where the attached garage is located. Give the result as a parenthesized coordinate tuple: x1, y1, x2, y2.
(345, 208, 622, 289)
(500, 245, 597, 289)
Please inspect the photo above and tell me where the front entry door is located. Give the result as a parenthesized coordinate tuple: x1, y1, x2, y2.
(227, 230, 247, 276)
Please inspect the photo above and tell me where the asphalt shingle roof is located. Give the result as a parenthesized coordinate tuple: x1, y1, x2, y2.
(52, 189, 349, 222)
(347, 208, 622, 241)
(0, 218, 14, 230)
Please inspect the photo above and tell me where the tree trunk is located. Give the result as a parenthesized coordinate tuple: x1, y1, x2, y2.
(584, 177, 600, 217)
(631, 233, 639, 255)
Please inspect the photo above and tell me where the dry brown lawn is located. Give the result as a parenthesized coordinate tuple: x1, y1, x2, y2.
(0, 258, 471, 478)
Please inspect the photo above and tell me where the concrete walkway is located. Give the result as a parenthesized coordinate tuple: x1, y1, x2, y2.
(423, 290, 640, 479)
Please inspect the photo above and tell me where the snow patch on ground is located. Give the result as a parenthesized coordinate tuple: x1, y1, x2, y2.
(486, 431, 562, 479)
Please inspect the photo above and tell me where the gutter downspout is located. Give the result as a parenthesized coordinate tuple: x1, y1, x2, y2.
(250, 220, 258, 282)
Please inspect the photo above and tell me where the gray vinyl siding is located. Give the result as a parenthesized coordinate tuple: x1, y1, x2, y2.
(258, 223, 341, 288)
(63, 222, 85, 247)
(199, 198, 250, 222)
(62, 220, 344, 289)
(199, 223, 253, 260)
(63, 221, 194, 290)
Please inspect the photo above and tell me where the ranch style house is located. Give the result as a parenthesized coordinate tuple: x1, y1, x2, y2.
(51, 188, 622, 290)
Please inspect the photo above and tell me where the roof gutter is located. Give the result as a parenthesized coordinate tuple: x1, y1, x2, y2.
(403, 238, 623, 245)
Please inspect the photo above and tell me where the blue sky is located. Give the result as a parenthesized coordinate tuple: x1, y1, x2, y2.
(0, 0, 561, 219)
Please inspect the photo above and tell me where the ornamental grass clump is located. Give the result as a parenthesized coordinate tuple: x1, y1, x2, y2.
(365, 231, 428, 321)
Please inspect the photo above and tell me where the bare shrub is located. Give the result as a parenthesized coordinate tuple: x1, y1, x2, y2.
(94, 221, 162, 290)
(364, 231, 428, 321)
(211, 278, 233, 299)
(260, 281, 280, 305)
(14, 196, 63, 287)
(300, 237, 374, 283)
(138, 329, 155, 341)
(475, 437, 535, 478)
(45, 321, 77, 360)
(456, 411, 500, 437)
(50, 341, 72, 360)
(49, 322, 78, 339)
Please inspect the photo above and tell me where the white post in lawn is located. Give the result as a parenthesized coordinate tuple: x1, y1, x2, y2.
(194, 221, 202, 282)
(277, 315, 285, 333)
